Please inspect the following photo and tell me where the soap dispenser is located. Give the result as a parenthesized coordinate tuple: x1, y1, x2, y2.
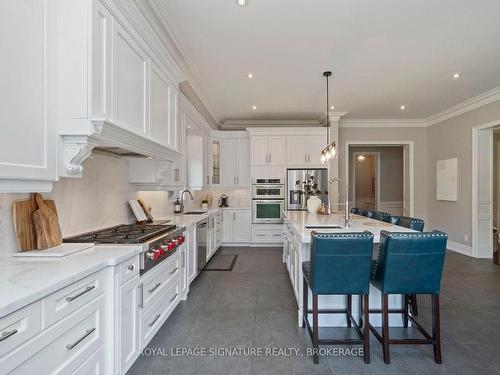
(174, 198, 181, 215)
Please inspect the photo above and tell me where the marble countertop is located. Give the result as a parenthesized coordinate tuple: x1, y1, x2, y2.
(0, 244, 144, 318)
(284, 211, 416, 244)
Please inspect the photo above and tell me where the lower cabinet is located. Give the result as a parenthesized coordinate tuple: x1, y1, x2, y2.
(119, 275, 141, 373)
(252, 224, 283, 244)
(222, 209, 251, 244)
(186, 224, 197, 283)
(179, 242, 189, 300)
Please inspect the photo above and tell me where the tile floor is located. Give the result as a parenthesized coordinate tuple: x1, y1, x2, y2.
(128, 247, 500, 375)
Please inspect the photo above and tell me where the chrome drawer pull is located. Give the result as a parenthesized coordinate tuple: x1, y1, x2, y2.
(170, 267, 179, 275)
(66, 328, 95, 350)
(169, 293, 178, 303)
(148, 314, 161, 327)
(148, 282, 161, 293)
(66, 285, 95, 302)
(127, 264, 135, 271)
(0, 329, 18, 342)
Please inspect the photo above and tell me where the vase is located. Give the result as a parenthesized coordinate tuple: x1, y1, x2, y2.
(307, 196, 321, 214)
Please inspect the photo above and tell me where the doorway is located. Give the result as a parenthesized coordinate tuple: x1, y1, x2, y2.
(352, 152, 380, 210)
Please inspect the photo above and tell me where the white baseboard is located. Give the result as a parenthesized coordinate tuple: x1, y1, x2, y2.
(447, 241, 473, 257)
(378, 201, 404, 216)
(221, 242, 251, 247)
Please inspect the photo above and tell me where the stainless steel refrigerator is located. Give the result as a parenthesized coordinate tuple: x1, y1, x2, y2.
(286, 168, 328, 211)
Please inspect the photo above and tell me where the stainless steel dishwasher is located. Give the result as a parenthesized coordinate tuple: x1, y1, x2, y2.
(197, 219, 208, 272)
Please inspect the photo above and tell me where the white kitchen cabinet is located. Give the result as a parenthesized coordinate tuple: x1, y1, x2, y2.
(0, 0, 57, 191)
(128, 159, 178, 190)
(250, 136, 286, 166)
(120, 275, 140, 374)
(112, 20, 149, 136)
(220, 139, 250, 187)
(150, 63, 176, 148)
(223, 210, 251, 243)
(252, 225, 283, 244)
(179, 242, 189, 300)
(286, 135, 325, 166)
(186, 224, 197, 283)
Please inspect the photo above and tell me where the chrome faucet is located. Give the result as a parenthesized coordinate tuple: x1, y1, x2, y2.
(328, 178, 350, 227)
(180, 189, 194, 214)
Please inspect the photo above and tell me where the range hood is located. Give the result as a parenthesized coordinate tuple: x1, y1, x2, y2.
(60, 120, 181, 178)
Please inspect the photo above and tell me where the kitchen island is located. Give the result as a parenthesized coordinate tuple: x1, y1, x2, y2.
(283, 211, 416, 327)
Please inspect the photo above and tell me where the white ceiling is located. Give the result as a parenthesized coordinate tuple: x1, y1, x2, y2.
(156, 0, 500, 124)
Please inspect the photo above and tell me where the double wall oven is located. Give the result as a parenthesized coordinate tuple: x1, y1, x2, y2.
(252, 177, 285, 224)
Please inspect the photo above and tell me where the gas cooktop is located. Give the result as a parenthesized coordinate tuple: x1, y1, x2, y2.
(64, 224, 177, 244)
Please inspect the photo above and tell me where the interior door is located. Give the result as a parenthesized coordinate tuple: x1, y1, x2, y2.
(475, 129, 493, 258)
(403, 144, 411, 216)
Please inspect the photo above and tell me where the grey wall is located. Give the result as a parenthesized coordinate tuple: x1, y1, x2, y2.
(338, 126, 428, 221)
(426, 101, 500, 246)
(348, 146, 404, 202)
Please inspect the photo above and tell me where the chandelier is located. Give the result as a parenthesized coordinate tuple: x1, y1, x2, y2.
(320, 71, 336, 164)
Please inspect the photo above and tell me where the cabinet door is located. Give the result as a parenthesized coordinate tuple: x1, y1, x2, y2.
(223, 211, 234, 242)
(236, 139, 250, 186)
(168, 86, 178, 150)
(286, 136, 308, 166)
(234, 211, 251, 242)
(0, 0, 57, 182)
(186, 225, 197, 283)
(308, 136, 326, 165)
(112, 21, 148, 135)
(268, 136, 287, 165)
(150, 64, 170, 147)
(120, 275, 140, 373)
(221, 139, 236, 186)
(250, 136, 268, 165)
(180, 245, 188, 298)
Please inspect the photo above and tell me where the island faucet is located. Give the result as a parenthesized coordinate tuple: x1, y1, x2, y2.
(180, 189, 194, 214)
(328, 178, 350, 227)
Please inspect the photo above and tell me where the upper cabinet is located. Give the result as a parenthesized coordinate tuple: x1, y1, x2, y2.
(250, 136, 286, 166)
(220, 138, 250, 187)
(287, 135, 326, 166)
(0, 0, 58, 192)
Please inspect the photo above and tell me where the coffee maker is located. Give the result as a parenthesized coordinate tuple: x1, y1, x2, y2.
(218, 194, 229, 207)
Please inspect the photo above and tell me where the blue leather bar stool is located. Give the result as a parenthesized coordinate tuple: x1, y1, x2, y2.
(366, 210, 375, 218)
(351, 207, 360, 215)
(357, 208, 370, 217)
(392, 216, 426, 316)
(302, 231, 374, 364)
(372, 211, 392, 223)
(369, 230, 448, 364)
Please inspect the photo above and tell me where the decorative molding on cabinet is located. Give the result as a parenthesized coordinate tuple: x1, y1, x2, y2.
(63, 137, 100, 176)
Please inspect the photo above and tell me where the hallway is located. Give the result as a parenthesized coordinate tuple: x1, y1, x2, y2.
(128, 247, 500, 375)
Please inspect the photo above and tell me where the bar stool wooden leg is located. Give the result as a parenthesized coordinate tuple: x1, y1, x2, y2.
(359, 295, 364, 328)
(363, 294, 370, 364)
(313, 294, 319, 364)
(432, 294, 442, 364)
(302, 276, 308, 328)
(410, 294, 419, 316)
(403, 294, 409, 328)
(382, 294, 390, 364)
(347, 294, 352, 327)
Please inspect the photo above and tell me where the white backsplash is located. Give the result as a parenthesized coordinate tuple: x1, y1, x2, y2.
(185, 189, 251, 211)
(0, 154, 174, 256)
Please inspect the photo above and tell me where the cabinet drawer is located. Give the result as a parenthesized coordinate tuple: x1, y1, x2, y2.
(120, 254, 140, 285)
(141, 281, 179, 347)
(0, 301, 41, 358)
(72, 346, 105, 375)
(252, 228, 283, 243)
(141, 253, 179, 311)
(4, 296, 104, 375)
(42, 271, 105, 328)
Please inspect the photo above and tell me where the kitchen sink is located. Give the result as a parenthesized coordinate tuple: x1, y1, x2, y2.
(183, 211, 207, 215)
(305, 225, 343, 229)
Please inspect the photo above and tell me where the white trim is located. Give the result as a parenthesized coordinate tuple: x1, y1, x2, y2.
(224, 119, 322, 127)
(447, 241, 473, 257)
(345, 141, 414, 217)
(352, 152, 381, 210)
(340, 119, 428, 128)
(427, 86, 500, 126)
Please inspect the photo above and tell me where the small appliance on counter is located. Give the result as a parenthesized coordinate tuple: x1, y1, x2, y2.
(219, 194, 229, 207)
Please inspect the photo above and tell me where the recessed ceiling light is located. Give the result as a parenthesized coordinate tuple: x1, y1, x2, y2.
(400, 105, 406, 110)
(247, 73, 253, 78)
(252, 105, 257, 110)
(453, 73, 461, 79)
(236, 0, 247, 6)
(330, 106, 335, 110)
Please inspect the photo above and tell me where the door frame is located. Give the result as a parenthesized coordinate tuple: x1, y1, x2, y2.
(472, 120, 500, 258)
(345, 141, 414, 217)
(352, 152, 381, 210)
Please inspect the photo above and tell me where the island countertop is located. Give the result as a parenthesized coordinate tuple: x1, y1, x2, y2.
(283, 211, 416, 243)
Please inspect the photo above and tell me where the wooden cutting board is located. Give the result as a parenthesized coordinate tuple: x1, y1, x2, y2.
(32, 193, 63, 250)
(12, 194, 57, 251)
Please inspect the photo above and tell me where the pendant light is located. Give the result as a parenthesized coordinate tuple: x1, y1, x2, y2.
(320, 71, 336, 164)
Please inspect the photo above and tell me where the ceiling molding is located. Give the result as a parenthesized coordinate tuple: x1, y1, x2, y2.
(142, 0, 223, 128)
(339, 119, 428, 128)
(221, 119, 322, 130)
(426, 86, 500, 126)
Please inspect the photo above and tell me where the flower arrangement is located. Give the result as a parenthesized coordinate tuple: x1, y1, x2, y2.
(295, 176, 326, 197)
